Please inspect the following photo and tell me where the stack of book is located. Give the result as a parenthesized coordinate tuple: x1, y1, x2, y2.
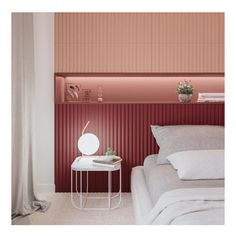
(197, 93, 224, 103)
(93, 156, 122, 168)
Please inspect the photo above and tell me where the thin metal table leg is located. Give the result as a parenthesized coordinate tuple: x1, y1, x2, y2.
(83, 171, 89, 207)
(80, 171, 83, 208)
(71, 169, 73, 205)
(86, 171, 88, 195)
(108, 171, 111, 208)
(119, 166, 122, 204)
(71, 170, 81, 209)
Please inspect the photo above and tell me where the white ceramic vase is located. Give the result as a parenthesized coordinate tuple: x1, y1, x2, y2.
(178, 94, 192, 103)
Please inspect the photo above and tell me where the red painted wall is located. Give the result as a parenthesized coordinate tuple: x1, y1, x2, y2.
(55, 103, 224, 192)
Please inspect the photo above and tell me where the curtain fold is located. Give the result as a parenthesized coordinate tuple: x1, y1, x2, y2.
(12, 13, 50, 219)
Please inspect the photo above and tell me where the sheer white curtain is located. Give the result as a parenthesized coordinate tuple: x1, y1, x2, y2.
(12, 13, 49, 219)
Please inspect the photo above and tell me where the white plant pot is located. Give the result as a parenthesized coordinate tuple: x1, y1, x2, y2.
(100, 156, 114, 161)
(178, 94, 192, 103)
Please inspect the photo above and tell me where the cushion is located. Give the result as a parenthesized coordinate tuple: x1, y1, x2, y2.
(151, 125, 224, 164)
(167, 150, 224, 180)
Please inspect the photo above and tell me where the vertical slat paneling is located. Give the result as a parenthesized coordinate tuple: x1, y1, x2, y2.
(55, 13, 224, 73)
(55, 103, 224, 192)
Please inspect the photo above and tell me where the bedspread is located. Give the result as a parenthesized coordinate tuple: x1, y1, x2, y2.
(142, 187, 224, 225)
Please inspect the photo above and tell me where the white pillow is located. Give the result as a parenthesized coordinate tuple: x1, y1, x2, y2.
(167, 150, 224, 180)
(151, 125, 224, 165)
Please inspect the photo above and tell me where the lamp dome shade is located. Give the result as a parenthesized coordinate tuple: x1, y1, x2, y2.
(78, 133, 100, 155)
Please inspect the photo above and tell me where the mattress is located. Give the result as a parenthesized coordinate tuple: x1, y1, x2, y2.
(143, 154, 224, 204)
(131, 166, 153, 224)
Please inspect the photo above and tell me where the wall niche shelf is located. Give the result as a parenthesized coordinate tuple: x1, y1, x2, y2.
(54, 73, 224, 104)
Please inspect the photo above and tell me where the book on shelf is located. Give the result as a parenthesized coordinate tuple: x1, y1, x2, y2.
(92, 156, 122, 168)
(197, 98, 225, 103)
(197, 93, 224, 103)
(198, 93, 224, 98)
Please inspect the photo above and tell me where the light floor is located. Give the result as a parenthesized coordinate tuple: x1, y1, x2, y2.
(13, 193, 135, 225)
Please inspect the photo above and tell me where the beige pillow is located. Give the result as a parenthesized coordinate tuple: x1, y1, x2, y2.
(151, 125, 224, 164)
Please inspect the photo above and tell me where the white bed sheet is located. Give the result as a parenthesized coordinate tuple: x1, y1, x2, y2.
(143, 154, 224, 204)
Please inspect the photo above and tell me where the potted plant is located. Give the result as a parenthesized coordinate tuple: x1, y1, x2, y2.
(176, 80, 194, 103)
(99, 147, 116, 161)
(105, 147, 116, 156)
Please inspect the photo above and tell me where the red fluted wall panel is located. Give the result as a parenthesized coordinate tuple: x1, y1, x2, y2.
(55, 103, 224, 192)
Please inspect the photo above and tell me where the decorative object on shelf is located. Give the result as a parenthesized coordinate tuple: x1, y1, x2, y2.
(176, 80, 194, 103)
(65, 83, 81, 102)
(82, 89, 92, 102)
(197, 93, 224, 103)
(77, 121, 100, 155)
(178, 94, 192, 103)
(105, 147, 116, 156)
(97, 85, 103, 102)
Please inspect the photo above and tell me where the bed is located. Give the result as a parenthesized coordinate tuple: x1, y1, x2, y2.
(131, 125, 225, 225)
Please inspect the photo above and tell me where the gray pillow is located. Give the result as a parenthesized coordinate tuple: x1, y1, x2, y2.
(151, 125, 224, 164)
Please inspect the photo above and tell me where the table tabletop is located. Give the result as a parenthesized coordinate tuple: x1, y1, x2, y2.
(71, 156, 121, 171)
